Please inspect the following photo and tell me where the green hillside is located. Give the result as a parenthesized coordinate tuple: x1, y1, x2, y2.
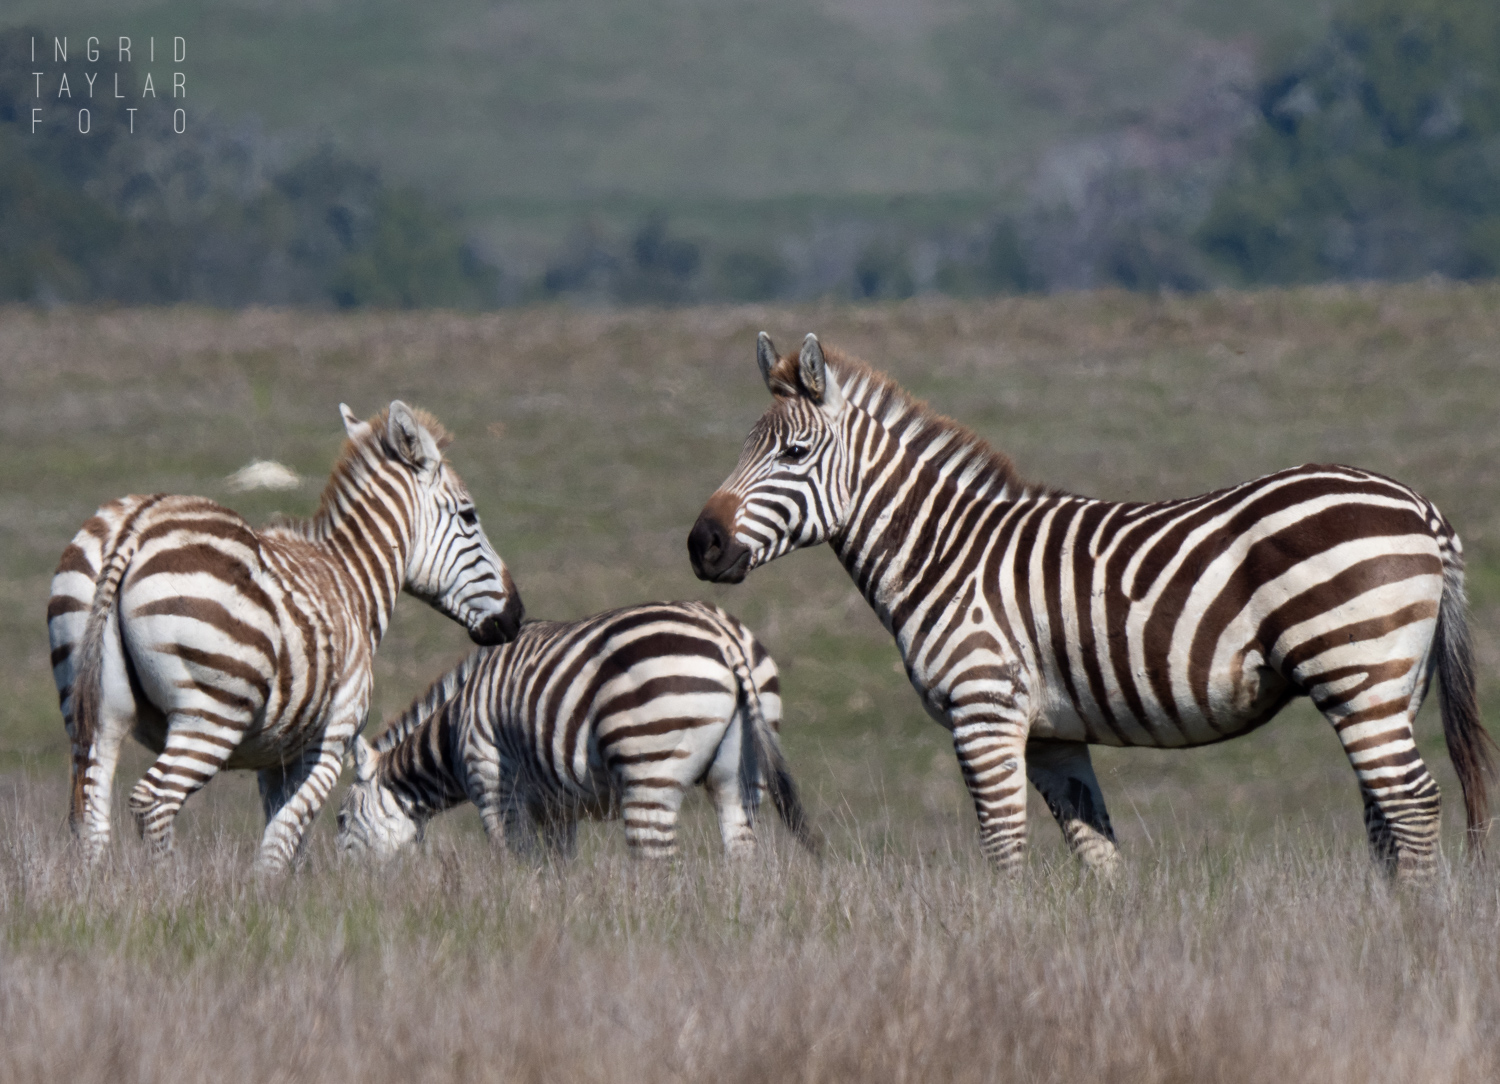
(6, 0, 1326, 264)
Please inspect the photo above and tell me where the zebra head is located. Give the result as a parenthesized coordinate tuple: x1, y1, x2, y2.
(342, 402, 524, 646)
(336, 735, 422, 859)
(689, 333, 850, 583)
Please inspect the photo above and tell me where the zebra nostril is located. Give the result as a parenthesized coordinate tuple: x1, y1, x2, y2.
(688, 515, 725, 572)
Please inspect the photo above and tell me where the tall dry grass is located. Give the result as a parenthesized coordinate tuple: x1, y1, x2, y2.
(3, 288, 1500, 1080)
(1, 774, 1498, 1083)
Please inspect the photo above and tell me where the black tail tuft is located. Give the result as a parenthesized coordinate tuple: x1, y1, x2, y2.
(1436, 563, 1496, 857)
(726, 628, 823, 857)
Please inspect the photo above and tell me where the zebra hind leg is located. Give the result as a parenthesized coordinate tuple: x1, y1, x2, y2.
(75, 706, 133, 865)
(619, 774, 689, 858)
(705, 709, 758, 858)
(74, 622, 142, 864)
(1025, 740, 1121, 876)
(128, 712, 235, 859)
(536, 801, 579, 860)
(1312, 676, 1441, 881)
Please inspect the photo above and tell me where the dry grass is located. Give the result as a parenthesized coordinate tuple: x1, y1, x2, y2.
(2, 285, 1500, 1079)
(2, 781, 1499, 1083)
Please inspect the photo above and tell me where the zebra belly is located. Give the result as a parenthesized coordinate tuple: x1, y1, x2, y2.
(1034, 654, 1295, 749)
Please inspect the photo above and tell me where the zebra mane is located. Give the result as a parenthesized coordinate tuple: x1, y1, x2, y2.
(372, 648, 485, 755)
(267, 405, 455, 539)
(820, 347, 1030, 497)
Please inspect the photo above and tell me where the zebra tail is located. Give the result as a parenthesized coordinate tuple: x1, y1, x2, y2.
(1435, 560, 1497, 857)
(66, 530, 144, 833)
(727, 635, 823, 857)
(372, 648, 486, 754)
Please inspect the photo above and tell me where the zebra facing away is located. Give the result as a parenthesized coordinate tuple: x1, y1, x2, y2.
(336, 601, 820, 861)
(688, 332, 1495, 878)
(48, 401, 524, 874)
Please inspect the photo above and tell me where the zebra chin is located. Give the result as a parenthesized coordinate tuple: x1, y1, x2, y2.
(687, 513, 754, 583)
(468, 598, 525, 646)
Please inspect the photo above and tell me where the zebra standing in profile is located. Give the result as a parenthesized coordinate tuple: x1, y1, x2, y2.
(337, 601, 819, 861)
(688, 332, 1494, 878)
(48, 401, 524, 874)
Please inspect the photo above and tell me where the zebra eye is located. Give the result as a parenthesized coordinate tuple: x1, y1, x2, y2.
(459, 508, 479, 527)
(780, 442, 811, 462)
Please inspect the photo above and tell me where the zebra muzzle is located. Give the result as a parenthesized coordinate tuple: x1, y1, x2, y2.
(688, 510, 751, 583)
(471, 597, 524, 645)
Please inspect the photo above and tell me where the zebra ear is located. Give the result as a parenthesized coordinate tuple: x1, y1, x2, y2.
(757, 332, 805, 399)
(756, 332, 779, 392)
(386, 401, 442, 477)
(351, 735, 377, 783)
(340, 404, 372, 441)
(798, 334, 844, 413)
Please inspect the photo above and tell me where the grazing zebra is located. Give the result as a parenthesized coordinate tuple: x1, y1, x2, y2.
(688, 332, 1494, 878)
(48, 401, 524, 873)
(337, 601, 819, 861)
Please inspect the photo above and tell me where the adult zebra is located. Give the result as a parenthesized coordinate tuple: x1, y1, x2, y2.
(48, 401, 524, 873)
(688, 333, 1494, 878)
(337, 601, 819, 860)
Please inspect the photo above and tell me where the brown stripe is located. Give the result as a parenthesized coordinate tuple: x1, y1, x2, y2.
(601, 715, 720, 744)
(1257, 554, 1441, 657)
(55, 544, 96, 578)
(1186, 502, 1431, 719)
(131, 596, 276, 662)
(47, 595, 88, 620)
(131, 543, 276, 615)
(1282, 604, 1435, 675)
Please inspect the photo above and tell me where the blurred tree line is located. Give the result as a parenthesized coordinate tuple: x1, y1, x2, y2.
(5, 0, 1500, 308)
(499, 0, 1500, 303)
(1199, 0, 1500, 284)
(0, 26, 498, 307)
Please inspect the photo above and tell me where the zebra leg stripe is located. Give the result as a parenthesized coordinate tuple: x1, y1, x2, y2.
(128, 715, 234, 857)
(78, 722, 129, 864)
(705, 710, 758, 857)
(953, 721, 1029, 871)
(620, 777, 690, 858)
(1318, 684, 1441, 878)
(256, 742, 347, 874)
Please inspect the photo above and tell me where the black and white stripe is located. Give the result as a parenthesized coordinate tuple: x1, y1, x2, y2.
(689, 332, 1493, 877)
(337, 601, 818, 860)
(48, 401, 523, 873)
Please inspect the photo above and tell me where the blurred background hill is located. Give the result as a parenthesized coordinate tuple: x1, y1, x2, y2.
(3, 0, 1498, 304)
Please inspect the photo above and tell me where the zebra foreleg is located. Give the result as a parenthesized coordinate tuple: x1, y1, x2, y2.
(951, 718, 1031, 873)
(255, 740, 347, 875)
(1025, 740, 1120, 875)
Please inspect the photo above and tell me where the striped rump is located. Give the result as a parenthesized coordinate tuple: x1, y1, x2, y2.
(48, 401, 522, 874)
(337, 601, 820, 861)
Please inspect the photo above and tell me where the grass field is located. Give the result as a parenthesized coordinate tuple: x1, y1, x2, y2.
(2, 285, 1500, 1079)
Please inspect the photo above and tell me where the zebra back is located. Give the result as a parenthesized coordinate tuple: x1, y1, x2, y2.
(372, 648, 488, 755)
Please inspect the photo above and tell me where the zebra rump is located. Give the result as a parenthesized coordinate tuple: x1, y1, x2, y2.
(338, 601, 820, 860)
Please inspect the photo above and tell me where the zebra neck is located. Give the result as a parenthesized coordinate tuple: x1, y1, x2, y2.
(311, 452, 412, 648)
(830, 415, 1015, 634)
(380, 705, 468, 817)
